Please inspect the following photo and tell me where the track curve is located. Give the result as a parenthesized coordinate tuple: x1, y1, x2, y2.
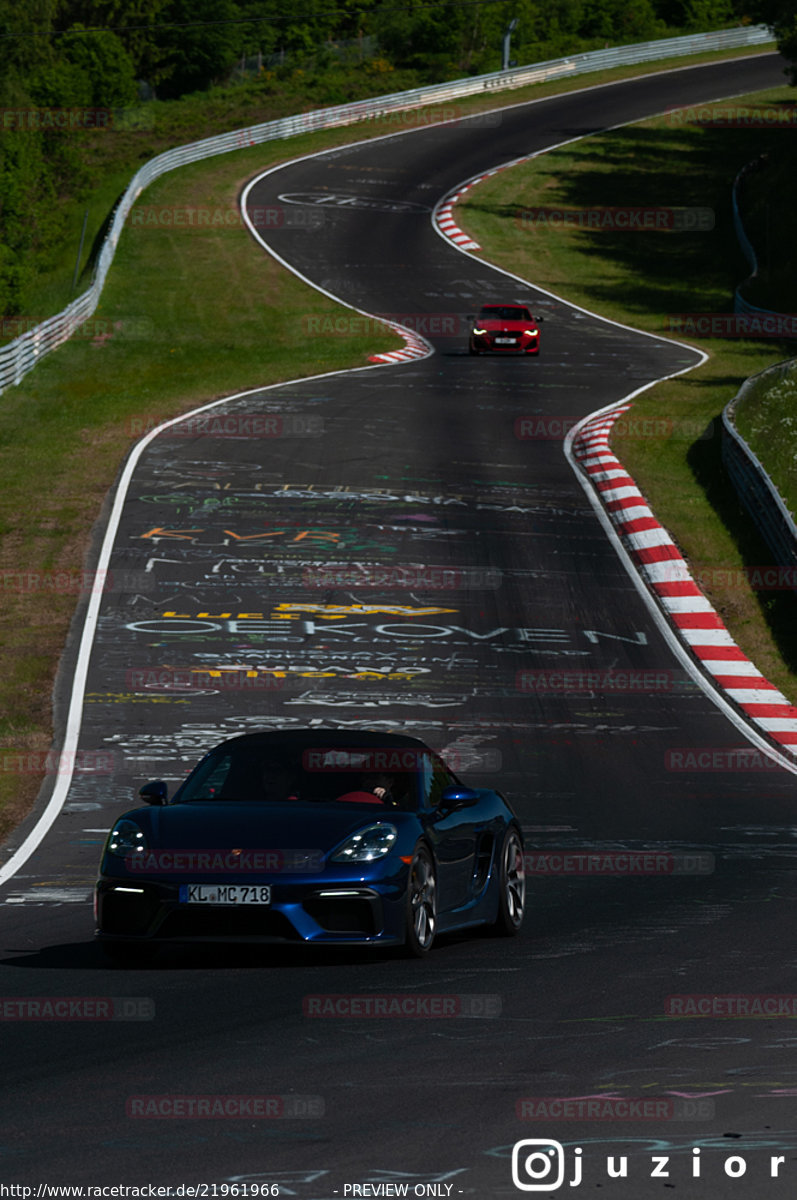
(2, 53, 797, 1197)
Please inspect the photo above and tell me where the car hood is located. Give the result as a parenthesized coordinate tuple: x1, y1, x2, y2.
(114, 801, 404, 856)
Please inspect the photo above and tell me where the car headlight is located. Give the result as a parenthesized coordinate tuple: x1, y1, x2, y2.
(106, 819, 148, 858)
(472, 327, 488, 336)
(330, 823, 398, 863)
(524, 329, 538, 336)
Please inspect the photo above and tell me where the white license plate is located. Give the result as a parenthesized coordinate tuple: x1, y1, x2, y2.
(494, 337, 517, 344)
(179, 884, 271, 905)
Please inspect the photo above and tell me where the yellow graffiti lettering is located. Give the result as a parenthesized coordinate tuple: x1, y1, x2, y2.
(292, 531, 341, 542)
(271, 603, 457, 617)
(224, 530, 287, 540)
(141, 527, 202, 540)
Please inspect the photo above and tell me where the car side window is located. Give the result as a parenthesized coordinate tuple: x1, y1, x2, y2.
(205, 757, 233, 794)
(182, 753, 233, 800)
(421, 755, 457, 809)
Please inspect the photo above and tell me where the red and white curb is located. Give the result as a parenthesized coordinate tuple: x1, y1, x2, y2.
(368, 323, 431, 364)
(434, 159, 528, 252)
(436, 195, 481, 251)
(379, 157, 528, 351)
(572, 401, 797, 756)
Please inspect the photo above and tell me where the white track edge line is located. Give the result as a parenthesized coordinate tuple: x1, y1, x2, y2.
(564, 405, 797, 776)
(432, 82, 797, 776)
(0, 358, 422, 889)
(0, 54, 785, 887)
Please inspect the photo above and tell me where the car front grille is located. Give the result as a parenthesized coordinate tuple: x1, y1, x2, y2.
(303, 895, 380, 935)
(157, 907, 300, 940)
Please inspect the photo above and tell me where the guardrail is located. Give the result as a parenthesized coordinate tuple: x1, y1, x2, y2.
(732, 158, 760, 310)
(0, 22, 775, 395)
(722, 358, 797, 580)
(731, 156, 796, 334)
(731, 155, 780, 318)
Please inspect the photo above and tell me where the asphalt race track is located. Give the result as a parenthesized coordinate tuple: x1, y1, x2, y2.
(3, 53, 797, 1198)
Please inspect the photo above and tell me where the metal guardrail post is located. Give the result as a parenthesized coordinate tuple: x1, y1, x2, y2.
(722, 360, 797, 588)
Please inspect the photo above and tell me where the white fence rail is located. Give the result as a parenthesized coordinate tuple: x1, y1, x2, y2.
(723, 359, 797, 584)
(0, 23, 775, 394)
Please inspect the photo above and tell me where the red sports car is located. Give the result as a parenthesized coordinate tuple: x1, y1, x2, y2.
(469, 304, 541, 355)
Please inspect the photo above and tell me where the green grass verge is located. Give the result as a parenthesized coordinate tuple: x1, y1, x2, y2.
(0, 42, 781, 841)
(456, 85, 797, 702)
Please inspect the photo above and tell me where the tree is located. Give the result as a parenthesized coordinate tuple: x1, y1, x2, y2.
(0, 0, 59, 84)
(372, 0, 467, 72)
(58, 25, 138, 106)
(55, 0, 173, 85)
(151, 0, 243, 97)
(742, 0, 797, 82)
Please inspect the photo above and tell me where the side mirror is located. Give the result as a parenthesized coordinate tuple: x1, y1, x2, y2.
(139, 779, 168, 805)
(535, 315, 545, 323)
(439, 785, 480, 811)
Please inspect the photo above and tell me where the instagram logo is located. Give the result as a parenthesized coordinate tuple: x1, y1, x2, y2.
(512, 1140, 572, 1191)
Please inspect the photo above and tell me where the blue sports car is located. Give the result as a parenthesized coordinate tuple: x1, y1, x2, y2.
(95, 729, 525, 960)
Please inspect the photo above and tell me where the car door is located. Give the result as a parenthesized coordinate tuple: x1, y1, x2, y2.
(420, 754, 481, 914)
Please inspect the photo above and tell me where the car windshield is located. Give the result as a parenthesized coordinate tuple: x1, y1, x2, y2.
(176, 743, 421, 810)
(478, 306, 532, 321)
